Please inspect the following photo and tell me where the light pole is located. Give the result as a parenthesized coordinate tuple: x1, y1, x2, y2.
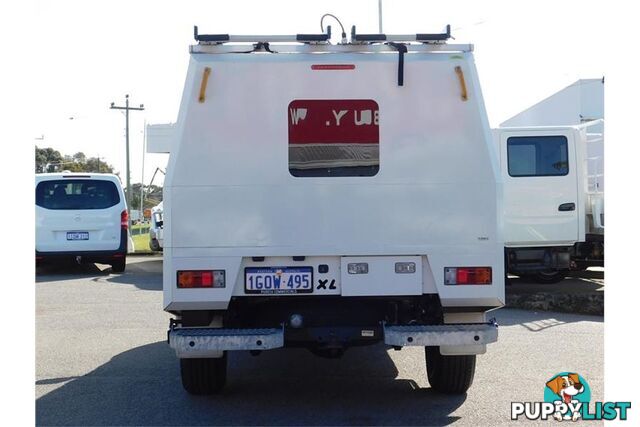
(140, 121, 146, 222)
(110, 95, 144, 228)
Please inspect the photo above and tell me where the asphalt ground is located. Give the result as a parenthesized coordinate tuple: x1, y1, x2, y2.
(506, 268, 604, 315)
(36, 256, 604, 426)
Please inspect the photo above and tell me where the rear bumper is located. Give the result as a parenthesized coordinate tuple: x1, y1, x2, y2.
(36, 249, 125, 260)
(168, 320, 498, 358)
(36, 229, 127, 263)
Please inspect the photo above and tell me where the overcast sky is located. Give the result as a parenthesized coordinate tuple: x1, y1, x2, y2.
(31, 0, 605, 185)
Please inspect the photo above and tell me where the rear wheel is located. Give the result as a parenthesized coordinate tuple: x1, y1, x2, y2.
(111, 257, 126, 273)
(425, 346, 476, 394)
(149, 239, 161, 251)
(180, 353, 227, 395)
(532, 270, 567, 284)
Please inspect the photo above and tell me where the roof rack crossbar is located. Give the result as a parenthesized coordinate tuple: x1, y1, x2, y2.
(194, 25, 331, 44)
(350, 25, 452, 44)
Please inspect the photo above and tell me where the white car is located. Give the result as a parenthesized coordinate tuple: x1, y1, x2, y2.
(35, 173, 129, 272)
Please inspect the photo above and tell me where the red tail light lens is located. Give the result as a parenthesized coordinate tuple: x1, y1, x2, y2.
(177, 270, 226, 288)
(444, 267, 492, 285)
(121, 210, 129, 229)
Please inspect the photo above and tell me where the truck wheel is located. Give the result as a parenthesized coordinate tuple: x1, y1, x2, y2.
(111, 257, 126, 273)
(425, 346, 476, 394)
(532, 270, 566, 284)
(180, 353, 227, 395)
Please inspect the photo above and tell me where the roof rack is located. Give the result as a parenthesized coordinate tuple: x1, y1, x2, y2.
(350, 24, 451, 44)
(194, 25, 332, 44)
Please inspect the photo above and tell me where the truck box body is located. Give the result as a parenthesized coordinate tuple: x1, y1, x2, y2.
(163, 46, 504, 311)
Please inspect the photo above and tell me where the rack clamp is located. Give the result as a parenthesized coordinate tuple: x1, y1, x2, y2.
(416, 24, 452, 43)
(194, 26, 229, 44)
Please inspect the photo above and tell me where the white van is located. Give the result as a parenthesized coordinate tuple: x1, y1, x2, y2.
(495, 121, 604, 283)
(35, 173, 129, 272)
(164, 25, 504, 395)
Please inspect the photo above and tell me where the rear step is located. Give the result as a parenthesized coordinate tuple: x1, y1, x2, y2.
(169, 327, 284, 358)
(168, 321, 498, 357)
(383, 321, 498, 347)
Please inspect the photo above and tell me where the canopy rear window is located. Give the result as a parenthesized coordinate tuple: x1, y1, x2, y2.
(288, 99, 379, 177)
(36, 179, 120, 210)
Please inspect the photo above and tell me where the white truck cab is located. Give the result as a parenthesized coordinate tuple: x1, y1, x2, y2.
(164, 25, 504, 395)
(495, 121, 604, 283)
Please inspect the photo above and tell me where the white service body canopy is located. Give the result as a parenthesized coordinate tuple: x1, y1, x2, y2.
(163, 44, 504, 310)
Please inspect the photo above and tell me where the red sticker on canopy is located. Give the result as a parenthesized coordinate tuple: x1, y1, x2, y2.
(311, 64, 356, 70)
(288, 99, 379, 145)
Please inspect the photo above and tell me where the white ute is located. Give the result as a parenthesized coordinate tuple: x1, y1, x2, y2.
(164, 24, 504, 395)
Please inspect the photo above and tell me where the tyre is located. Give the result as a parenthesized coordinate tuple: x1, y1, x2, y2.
(149, 239, 161, 251)
(180, 353, 227, 395)
(532, 270, 567, 284)
(425, 346, 476, 394)
(111, 257, 126, 273)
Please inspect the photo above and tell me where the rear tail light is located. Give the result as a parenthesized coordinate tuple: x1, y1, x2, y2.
(121, 210, 129, 229)
(177, 270, 226, 288)
(444, 267, 492, 285)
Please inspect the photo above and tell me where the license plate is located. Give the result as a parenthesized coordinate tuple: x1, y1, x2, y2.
(66, 232, 89, 241)
(245, 266, 313, 294)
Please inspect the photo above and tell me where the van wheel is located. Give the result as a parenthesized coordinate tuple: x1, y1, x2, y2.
(425, 346, 476, 394)
(532, 270, 566, 284)
(180, 353, 227, 395)
(111, 257, 126, 273)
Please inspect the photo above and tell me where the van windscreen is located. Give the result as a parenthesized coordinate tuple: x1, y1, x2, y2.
(36, 179, 120, 210)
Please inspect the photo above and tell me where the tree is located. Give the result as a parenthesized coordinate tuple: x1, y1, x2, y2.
(35, 147, 63, 172)
(85, 157, 113, 173)
(73, 152, 87, 164)
(125, 183, 163, 211)
(35, 147, 115, 174)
